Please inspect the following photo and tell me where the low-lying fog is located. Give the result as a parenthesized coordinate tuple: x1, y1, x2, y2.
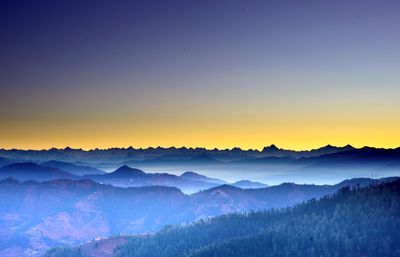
(95, 162, 399, 185)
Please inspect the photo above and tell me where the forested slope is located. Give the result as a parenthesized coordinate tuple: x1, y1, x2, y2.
(45, 179, 400, 257)
(116, 179, 400, 257)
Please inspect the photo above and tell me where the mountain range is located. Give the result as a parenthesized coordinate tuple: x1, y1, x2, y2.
(0, 146, 399, 256)
(0, 162, 266, 193)
(85, 165, 224, 193)
(1, 145, 400, 185)
(0, 162, 78, 181)
(0, 144, 385, 164)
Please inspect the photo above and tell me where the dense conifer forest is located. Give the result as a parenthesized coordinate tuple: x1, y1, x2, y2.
(45, 179, 400, 257)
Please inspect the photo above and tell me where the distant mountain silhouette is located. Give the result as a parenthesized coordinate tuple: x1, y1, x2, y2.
(234, 156, 296, 164)
(0, 162, 78, 181)
(180, 171, 226, 184)
(261, 144, 280, 152)
(0, 144, 366, 164)
(107, 165, 146, 177)
(189, 153, 220, 163)
(309, 144, 355, 155)
(259, 144, 355, 158)
(1, 146, 400, 188)
(85, 165, 220, 193)
(231, 180, 268, 189)
(42, 160, 106, 176)
(290, 147, 400, 175)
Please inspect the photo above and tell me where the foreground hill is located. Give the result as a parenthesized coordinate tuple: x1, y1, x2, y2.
(1, 177, 393, 257)
(109, 178, 400, 257)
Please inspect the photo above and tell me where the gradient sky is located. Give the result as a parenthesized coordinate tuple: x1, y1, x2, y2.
(1, 0, 400, 150)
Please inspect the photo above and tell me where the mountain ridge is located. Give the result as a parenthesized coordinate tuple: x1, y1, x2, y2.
(1, 176, 397, 257)
(0, 162, 78, 181)
(45, 178, 400, 257)
(0, 144, 382, 164)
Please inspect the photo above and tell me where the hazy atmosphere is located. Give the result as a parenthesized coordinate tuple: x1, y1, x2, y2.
(1, 0, 400, 150)
(1, 1, 400, 257)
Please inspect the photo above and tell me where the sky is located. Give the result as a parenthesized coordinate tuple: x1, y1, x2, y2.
(1, 0, 400, 150)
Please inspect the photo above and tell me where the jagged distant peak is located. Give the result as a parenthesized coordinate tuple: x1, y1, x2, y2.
(317, 144, 355, 151)
(262, 144, 280, 152)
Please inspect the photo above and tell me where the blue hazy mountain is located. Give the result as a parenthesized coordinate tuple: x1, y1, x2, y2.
(1, 146, 399, 186)
(0, 161, 264, 193)
(85, 165, 222, 193)
(180, 171, 227, 184)
(101, 165, 146, 177)
(230, 180, 268, 189)
(42, 160, 106, 176)
(0, 156, 12, 168)
(0, 162, 78, 181)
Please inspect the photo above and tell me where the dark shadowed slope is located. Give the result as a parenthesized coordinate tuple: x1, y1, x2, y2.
(296, 146, 400, 166)
(0, 162, 78, 181)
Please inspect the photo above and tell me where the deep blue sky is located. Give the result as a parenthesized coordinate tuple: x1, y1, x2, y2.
(1, 0, 400, 149)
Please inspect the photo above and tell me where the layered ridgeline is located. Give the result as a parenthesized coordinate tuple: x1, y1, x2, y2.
(0, 162, 268, 193)
(1, 176, 394, 257)
(47, 179, 400, 257)
(0, 144, 358, 163)
(2, 146, 400, 185)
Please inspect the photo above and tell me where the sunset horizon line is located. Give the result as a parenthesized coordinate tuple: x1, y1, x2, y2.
(1, 143, 399, 152)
